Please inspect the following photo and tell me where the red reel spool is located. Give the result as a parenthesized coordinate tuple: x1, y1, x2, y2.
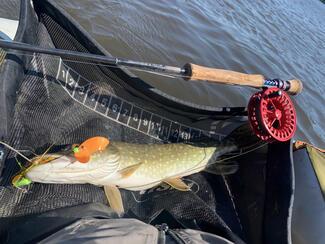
(248, 88, 296, 143)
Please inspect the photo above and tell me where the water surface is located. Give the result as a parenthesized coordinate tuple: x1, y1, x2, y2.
(57, 0, 325, 147)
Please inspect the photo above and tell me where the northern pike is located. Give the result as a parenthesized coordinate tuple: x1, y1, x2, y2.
(12, 138, 238, 215)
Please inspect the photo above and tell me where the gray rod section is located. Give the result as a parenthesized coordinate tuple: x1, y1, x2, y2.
(0, 40, 185, 75)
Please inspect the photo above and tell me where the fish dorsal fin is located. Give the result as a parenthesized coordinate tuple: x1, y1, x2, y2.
(118, 162, 142, 178)
(104, 185, 124, 216)
(164, 178, 190, 191)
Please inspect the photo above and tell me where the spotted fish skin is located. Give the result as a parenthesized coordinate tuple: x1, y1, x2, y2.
(26, 141, 235, 191)
(105, 142, 217, 190)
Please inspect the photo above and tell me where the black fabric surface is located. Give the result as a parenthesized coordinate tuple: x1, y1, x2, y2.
(0, 1, 294, 243)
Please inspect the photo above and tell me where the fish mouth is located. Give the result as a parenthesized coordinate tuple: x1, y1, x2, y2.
(12, 153, 71, 187)
(24, 152, 120, 185)
(25, 154, 86, 183)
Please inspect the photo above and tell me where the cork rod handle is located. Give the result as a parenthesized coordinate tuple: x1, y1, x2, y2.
(183, 63, 303, 95)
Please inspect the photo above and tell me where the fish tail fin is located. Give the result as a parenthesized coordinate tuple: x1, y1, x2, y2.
(204, 144, 239, 176)
(205, 123, 267, 176)
(212, 143, 238, 159)
(204, 161, 239, 175)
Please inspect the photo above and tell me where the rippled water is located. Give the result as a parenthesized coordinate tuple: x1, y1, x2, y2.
(57, 0, 325, 147)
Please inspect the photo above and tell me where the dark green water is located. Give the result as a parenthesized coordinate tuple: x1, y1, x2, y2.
(57, 0, 325, 147)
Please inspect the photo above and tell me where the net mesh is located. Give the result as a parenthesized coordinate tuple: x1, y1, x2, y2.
(0, 2, 269, 242)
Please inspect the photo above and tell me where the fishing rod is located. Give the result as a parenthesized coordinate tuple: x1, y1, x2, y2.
(0, 39, 302, 95)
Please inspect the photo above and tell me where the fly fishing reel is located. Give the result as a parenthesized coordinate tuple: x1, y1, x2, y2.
(248, 87, 296, 143)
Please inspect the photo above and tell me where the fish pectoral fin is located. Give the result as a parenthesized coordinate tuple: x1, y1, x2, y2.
(164, 178, 190, 191)
(104, 185, 124, 216)
(118, 162, 142, 178)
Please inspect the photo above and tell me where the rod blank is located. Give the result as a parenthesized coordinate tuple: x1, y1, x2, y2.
(0, 39, 303, 95)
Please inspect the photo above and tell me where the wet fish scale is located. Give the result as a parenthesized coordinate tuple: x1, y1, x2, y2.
(25, 141, 232, 190)
(22, 140, 236, 214)
(109, 142, 217, 189)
